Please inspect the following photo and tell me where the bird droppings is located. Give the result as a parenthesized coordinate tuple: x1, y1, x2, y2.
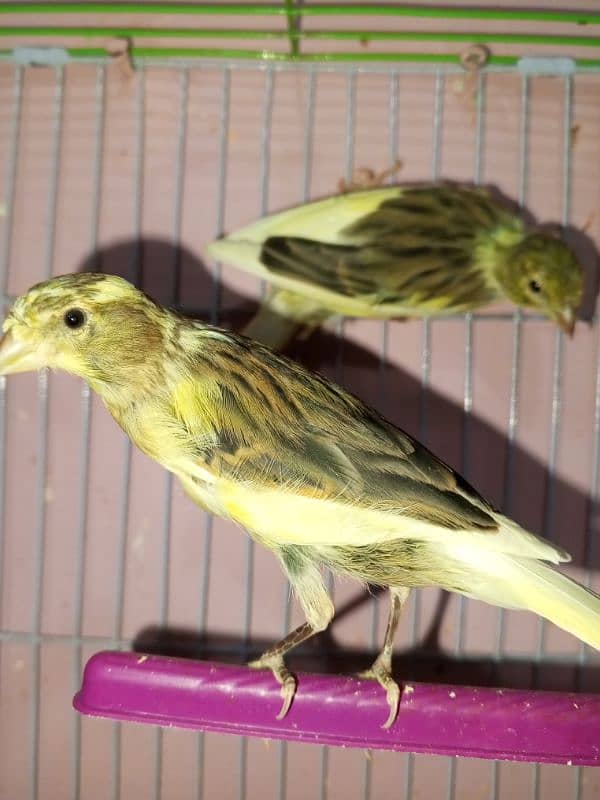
(131, 534, 145, 556)
(136, 655, 149, 664)
(403, 685, 414, 695)
(449, 691, 456, 699)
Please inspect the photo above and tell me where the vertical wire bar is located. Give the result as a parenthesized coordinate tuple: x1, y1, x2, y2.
(0, 66, 22, 293)
(495, 73, 530, 655)
(301, 70, 316, 203)
(0, 65, 22, 696)
(112, 64, 145, 800)
(492, 70, 529, 800)
(208, 66, 231, 321)
(406, 68, 444, 800)
(241, 64, 275, 800)
(197, 64, 230, 800)
(320, 65, 357, 800)
(344, 69, 357, 183)
(532, 74, 572, 800)
(0, 70, 22, 778)
(153, 65, 189, 800)
(334, 62, 358, 796)
(448, 69, 487, 800)
(297, 66, 332, 800)
(72, 61, 106, 800)
(536, 76, 572, 664)
(363, 68, 400, 800)
(275, 64, 317, 800)
(575, 323, 600, 800)
(455, 71, 485, 660)
(535, 74, 572, 661)
(31, 64, 65, 800)
(289, 66, 315, 672)
(321, 66, 357, 800)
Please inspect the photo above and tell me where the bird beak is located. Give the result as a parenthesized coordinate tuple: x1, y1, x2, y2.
(0, 329, 44, 375)
(554, 307, 576, 337)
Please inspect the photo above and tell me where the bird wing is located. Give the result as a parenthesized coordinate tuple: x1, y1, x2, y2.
(159, 323, 564, 561)
(208, 184, 509, 315)
(173, 328, 565, 561)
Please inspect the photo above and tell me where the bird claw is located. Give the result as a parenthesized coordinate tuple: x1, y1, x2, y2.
(249, 653, 298, 720)
(357, 659, 400, 729)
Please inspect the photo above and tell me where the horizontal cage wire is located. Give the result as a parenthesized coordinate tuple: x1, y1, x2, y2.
(0, 42, 600, 800)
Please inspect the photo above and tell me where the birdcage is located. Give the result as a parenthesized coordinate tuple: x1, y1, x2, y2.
(1, 3, 599, 799)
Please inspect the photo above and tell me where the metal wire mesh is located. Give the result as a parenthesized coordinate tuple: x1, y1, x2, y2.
(0, 56, 599, 800)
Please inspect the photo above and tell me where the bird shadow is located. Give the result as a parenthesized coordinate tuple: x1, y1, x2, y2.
(78, 235, 599, 694)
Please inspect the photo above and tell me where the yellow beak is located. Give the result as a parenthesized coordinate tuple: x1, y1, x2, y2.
(0, 329, 45, 374)
(554, 307, 576, 338)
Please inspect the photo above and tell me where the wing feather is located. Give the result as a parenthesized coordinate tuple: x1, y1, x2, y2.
(174, 329, 498, 537)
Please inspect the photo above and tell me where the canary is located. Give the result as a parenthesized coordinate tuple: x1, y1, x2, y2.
(2, 273, 598, 728)
(207, 183, 584, 350)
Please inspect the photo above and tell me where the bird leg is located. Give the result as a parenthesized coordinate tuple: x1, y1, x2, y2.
(249, 621, 321, 719)
(249, 548, 334, 719)
(358, 586, 410, 729)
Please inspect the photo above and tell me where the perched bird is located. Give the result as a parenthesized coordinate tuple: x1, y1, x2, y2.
(207, 183, 584, 350)
(1, 272, 598, 728)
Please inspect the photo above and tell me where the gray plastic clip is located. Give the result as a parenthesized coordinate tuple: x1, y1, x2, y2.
(12, 47, 70, 67)
(517, 57, 576, 76)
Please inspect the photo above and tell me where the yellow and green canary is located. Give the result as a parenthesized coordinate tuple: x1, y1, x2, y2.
(1, 273, 598, 728)
(208, 183, 584, 350)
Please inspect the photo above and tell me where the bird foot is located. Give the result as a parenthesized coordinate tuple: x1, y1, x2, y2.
(357, 657, 400, 729)
(337, 159, 403, 194)
(248, 653, 297, 720)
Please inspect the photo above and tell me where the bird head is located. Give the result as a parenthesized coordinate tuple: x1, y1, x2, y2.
(498, 232, 583, 336)
(0, 273, 165, 388)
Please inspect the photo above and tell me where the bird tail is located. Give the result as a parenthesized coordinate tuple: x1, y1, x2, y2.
(452, 548, 600, 650)
(206, 239, 267, 277)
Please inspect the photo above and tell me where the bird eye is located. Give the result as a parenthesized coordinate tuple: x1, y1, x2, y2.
(64, 308, 86, 329)
(529, 279, 542, 294)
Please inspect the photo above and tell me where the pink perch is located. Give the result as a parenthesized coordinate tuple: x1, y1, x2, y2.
(74, 650, 600, 765)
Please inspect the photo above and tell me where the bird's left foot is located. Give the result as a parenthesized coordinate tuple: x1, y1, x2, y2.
(357, 656, 400, 729)
(248, 653, 297, 720)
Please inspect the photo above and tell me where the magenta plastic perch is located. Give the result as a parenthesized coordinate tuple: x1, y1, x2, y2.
(73, 650, 599, 765)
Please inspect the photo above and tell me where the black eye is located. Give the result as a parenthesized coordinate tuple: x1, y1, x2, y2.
(529, 279, 542, 294)
(64, 308, 86, 329)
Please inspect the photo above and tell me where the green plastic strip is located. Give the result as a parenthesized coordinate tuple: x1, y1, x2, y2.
(5, 45, 600, 67)
(0, 3, 598, 25)
(3, 26, 600, 49)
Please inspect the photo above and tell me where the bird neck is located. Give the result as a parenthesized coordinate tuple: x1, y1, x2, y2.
(473, 222, 526, 294)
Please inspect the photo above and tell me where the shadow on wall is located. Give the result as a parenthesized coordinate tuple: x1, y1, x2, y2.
(78, 231, 599, 693)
